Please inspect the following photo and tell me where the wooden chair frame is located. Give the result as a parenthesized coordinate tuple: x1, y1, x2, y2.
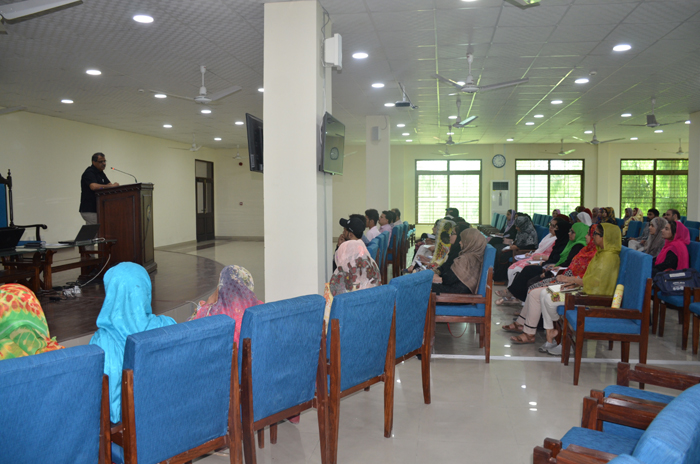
(240, 325, 330, 464)
(651, 284, 686, 337)
(560, 279, 652, 385)
(432, 267, 493, 363)
(110, 339, 242, 464)
(395, 292, 436, 404)
(327, 309, 397, 464)
(100, 375, 112, 464)
(682, 286, 700, 353)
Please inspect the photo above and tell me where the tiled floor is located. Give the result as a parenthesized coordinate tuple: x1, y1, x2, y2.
(181, 240, 700, 464)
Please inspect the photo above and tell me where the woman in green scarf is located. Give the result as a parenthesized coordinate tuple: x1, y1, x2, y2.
(555, 222, 590, 267)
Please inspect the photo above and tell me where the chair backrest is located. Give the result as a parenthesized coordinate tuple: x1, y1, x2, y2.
(327, 285, 397, 392)
(617, 246, 652, 312)
(123, 315, 235, 464)
(627, 220, 643, 238)
(632, 383, 700, 464)
(688, 228, 700, 243)
(535, 225, 548, 242)
(0, 184, 7, 228)
(545, 215, 553, 226)
(689, 242, 700, 271)
(239, 294, 325, 422)
(681, 216, 687, 224)
(367, 241, 379, 261)
(380, 231, 391, 265)
(533, 213, 541, 226)
(497, 214, 507, 230)
(0, 345, 105, 464)
(685, 220, 700, 230)
(491, 212, 498, 227)
(476, 245, 497, 311)
(616, 218, 625, 228)
(389, 270, 433, 358)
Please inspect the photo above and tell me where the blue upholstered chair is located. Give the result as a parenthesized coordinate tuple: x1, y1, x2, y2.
(238, 294, 327, 464)
(684, 287, 700, 354)
(367, 240, 379, 261)
(378, 231, 391, 284)
(681, 215, 687, 224)
(535, 225, 549, 243)
(533, 213, 542, 226)
(653, 241, 700, 338)
(688, 227, 699, 242)
(112, 315, 240, 464)
(626, 221, 643, 239)
(685, 220, 700, 230)
(327, 285, 398, 464)
(0, 345, 110, 464)
(560, 247, 652, 385)
(496, 214, 507, 230)
(491, 212, 499, 227)
(389, 270, 435, 404)
(432, 244, 496, 362)
(545, 215, 553, 226)
(616, 218, 625, 228)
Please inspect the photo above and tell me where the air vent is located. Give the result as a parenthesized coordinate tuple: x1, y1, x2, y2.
(493, 181, 509, 191)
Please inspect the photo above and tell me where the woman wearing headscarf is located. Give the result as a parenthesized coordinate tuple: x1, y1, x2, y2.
(569, 212, 578, 223)
(434, 222, 472, 277)
(324, 240, 381, 321)
(506, 223, 620, 353)
(552, 209, 561, 217)
(0, 283, 64, 360)
(601, 207, 617, 225)
(577, 212, 592, 226)
(432, 228, 487, 295)
(190, 265, 263, 345)
(493, 216, 538, 282)
(640, 216, 668, 258)
(90, 262, 177, 423)
(621, 208, 635, 236)
(652, 220, 690, 278)
(428, 219, 455, 268)
(501, 218, 558, 291)
(488, 210, 517, 247)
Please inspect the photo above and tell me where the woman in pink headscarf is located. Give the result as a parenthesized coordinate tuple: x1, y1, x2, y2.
(652, 220, 690, 278)
(189, 265, 263, 345)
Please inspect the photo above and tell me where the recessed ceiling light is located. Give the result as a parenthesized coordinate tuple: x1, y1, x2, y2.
(575, 78, 589, 84)
(371, 83, 384, 88)
(461, 0, 477, 2)
(456, 81, 466, 86)
(61, 99, 73, 104)
(584, 130, 593, 134)
(507, 138, 514, 142)
(154, 94, 167, 99)
(163, 124, 172, 128)
(504, 344, 511, 348)
(257, 88, 264, 92)
(521, 385, 527, 389)
(529, 402, 537, 406)
(613, 44, 632, 52)
(621, 113, 632, 117)
(234, 121, 244, 125)
(447, 132, 454, 135)
(530, 408, 538, 412)
(201, 108, 212, 114)
(214, 137, 222, 141)
(86, 69, 101, 76)
(384, 102, 395, 107)
(352, 52, 369, 59)
(504, 354, 511, 357)
(686, 120, 691, 125)
(630, 137, 638, 140)
(534, 114, 543, 118)
(525, 122, 534, 126)
(402, 132, 410, 136)
(551, 100, 563, 105)
(133, 14, 153, 23)
(654, 129, 663, 133)
(406, 139, 413, 142)
(448, 115, 458, 119)
(397, 123, 405, 128)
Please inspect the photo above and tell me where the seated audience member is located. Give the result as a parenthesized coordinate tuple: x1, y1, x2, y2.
(493, 216, 539, 282)
(379, 211, 395, 233)
(189, 265, 263, 345)
(600, 207, 617, 225)
(433, 222, 471, 277)
(363, 208, 381, 244)
(488, 209, 516, 247)
(577, 211, 592, 225)
(0, 283, 64, 360)
(423, 219, 455, 270)
(591, 207, 600, 224)
(324, 240, 380, 322)
(552, 209, 561, 217)
(413, 220, 440, 254)
(445, 207, 459, 219)
(663, 208, 681, 223)
(555, 212, 571, 223)
(334, 215, 366, 271)
(569, 211, 578, 223)
(621, 208, 634, 235)
(505, 223, 620, 352)
(629, 208, 659, 250)
(653, 220, 690, 278)
(90, 262, 177, 423)
(431, 228, 486, 295)
(391, 208, 403, 227)
(638, 216, 668, 258)
(501, 219, 558, 290)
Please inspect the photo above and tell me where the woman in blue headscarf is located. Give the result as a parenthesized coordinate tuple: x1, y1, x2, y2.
(90, 262, 176, 423)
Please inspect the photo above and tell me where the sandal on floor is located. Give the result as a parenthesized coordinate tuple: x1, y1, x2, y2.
(510, 333, 535, 344)
(495, 289, 512, 298)
(501, 323, 523, 333)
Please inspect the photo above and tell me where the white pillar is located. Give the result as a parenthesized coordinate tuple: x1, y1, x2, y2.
(687, 111, 700, 220)
(263, 1, 332, 301)
(365, 115, 391, 211)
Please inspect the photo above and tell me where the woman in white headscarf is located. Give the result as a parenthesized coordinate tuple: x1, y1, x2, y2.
(576, 212, 592, 226)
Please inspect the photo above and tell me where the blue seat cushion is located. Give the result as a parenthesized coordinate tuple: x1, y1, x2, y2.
(561, 427, 638, 456)
(657, 292, 684, 308)
(565, 309, 641, 334)
(608, 455, 645, 464)
(435, 303, 485, 318)
(689, 302, 700, 316)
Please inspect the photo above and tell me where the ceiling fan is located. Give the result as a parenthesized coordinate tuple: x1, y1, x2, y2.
(452, 96, 478, 129)
(621, 98, 687, 128)
(0, 0, 81, 34)
(572, 124, 623, 145)
(150, 66, 241, 105)
(438, 148, 469, 157)
(543, 139, 576, 156)
(434, 125, 478, 146)
(170, 134, 202, 152)
(432, 53, 528, 94)
(661, 139, 688, 157)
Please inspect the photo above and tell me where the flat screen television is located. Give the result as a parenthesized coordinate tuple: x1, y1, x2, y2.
(246, 113, 263, 173)
(320, 112, 345, 175)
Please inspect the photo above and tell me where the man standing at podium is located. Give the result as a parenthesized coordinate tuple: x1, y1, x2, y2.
(79, 152, 119, 224)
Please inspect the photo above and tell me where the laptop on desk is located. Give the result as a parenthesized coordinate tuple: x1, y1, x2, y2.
(59, 224, 101, 245)
(0, 227, 25, 252)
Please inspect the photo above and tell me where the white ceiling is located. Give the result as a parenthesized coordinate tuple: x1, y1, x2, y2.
(1, 0, 699, 149)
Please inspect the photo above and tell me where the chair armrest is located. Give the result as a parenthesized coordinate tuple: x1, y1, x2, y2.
(622, 363, 700, 390)
(14, 223, 48, 241)
(433, 293, 486, 305)
(594, 397, 659, 430)
(579, 306, 643, 320)
(568, 294, 614, 308)
(556, 447, 616, 464)
(607, 393, 666, 411)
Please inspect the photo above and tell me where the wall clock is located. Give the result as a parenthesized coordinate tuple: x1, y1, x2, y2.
(492, 154, 506, 168)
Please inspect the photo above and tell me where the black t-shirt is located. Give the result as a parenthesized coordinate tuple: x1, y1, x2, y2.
(79, 165, 110, 213)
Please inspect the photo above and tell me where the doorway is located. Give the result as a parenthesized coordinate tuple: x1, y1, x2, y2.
(195, 160, 215, 242)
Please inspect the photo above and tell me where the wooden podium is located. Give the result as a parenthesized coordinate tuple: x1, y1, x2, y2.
(95, 183, 156, 273)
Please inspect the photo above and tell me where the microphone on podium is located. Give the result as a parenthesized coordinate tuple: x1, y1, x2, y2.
(111, 167, 138, 183)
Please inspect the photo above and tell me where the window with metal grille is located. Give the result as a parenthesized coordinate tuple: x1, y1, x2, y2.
(620, 159, 688, 215)
(515, 159, 584, 217)
(415, 160, 481, 224)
